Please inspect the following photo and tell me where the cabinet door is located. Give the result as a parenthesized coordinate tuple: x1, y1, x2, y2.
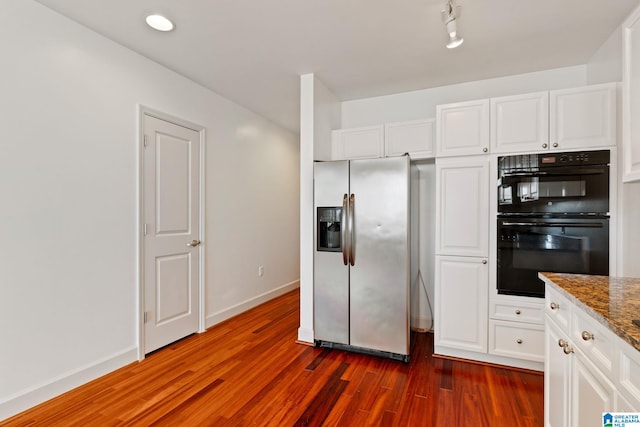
(571, 351, 615, 427)
(491, 92, 549, 153)
(435, 156, 489, 257)
(435, 255, 488, 353)
(332, 125, 384, 160)
(619, 340, 640, 411)
(623, 8, 640, 182)
(436, 99, 490, 156)
(550, 83, 616, 150)
(545, 318, 571, 427)
(384, 118, 435, 159)
(617, 393, 637, 412)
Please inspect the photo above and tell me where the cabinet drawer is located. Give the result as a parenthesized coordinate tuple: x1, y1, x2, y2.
(490, 299, 544, 324)
(489, 320, 544, 362)
(572, 308, 615, 377)
(545, 284, 571, 331)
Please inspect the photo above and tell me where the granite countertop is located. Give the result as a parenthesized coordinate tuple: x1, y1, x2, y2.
(539, 272, 640, 353)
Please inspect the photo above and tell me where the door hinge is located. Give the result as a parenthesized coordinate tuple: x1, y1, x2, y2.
(143, 135, 149, 148)
(144, 311, 148, 324)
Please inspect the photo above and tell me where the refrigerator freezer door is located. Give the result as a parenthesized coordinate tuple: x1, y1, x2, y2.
(314, 161, 350, 345)
(349, 156, 410, 356)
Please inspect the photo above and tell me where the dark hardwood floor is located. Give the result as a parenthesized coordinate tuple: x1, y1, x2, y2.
(2, 290, 544, 426)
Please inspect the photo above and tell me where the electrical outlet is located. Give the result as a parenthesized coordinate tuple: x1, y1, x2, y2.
(258, 266, 264, 277)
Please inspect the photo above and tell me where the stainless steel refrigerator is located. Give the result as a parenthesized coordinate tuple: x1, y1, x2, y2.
(314, 156, 410, 362)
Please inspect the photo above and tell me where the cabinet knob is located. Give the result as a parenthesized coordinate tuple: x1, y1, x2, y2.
(515, 309, 521, 315)
(558, 338, 567, 348)
(563, 345, 574, 355)
(542, 143, 548, 149)
(482, 259, 487, 264)
(516, 339, 523, 344)
(550, 302, 560, 310)
(483, 147, 488, 153)
(581, 330, 595, 341)
(553, 142, 559, 148)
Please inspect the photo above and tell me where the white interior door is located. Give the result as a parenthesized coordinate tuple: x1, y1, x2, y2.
(143, 114, 201, 354)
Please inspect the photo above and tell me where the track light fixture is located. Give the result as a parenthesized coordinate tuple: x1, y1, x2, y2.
(442, 0, 463, 49)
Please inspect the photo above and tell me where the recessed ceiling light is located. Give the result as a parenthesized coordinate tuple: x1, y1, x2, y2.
(145, 14, 174, 32)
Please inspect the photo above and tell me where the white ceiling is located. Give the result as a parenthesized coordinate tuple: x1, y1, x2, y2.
(34, 0, 640, 133)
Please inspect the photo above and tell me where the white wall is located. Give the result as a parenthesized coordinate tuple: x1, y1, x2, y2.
(341, 66, 588, 128)
(298, 74, 341, 343)
(313, 79, 342, 162)
(411, 161, 436, 331)
(0, 1, 299, 419)
(587, 28, 624, 84)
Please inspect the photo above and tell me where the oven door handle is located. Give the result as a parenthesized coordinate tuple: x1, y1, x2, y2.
(502, 166, 607, 179)
(501, 221, 604, 228)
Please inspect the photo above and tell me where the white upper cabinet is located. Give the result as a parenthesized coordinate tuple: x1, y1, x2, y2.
(623, 5, 640, 182)
(435, 156, 489, 257)
(332, 120, 435, 160)
(491, 92, 549, 153)
(550, 83, 617, 150)
(384, 118, 435, 159)
(436, 99, 490, 157)
(332, 125, 384, 160)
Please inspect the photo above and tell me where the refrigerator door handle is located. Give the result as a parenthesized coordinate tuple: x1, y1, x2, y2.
(341, 194, 349, 265)
(349, 193, 355, 266)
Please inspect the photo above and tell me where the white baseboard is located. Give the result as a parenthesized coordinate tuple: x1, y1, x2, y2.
(0, 347, 137, 422)
(433, 345, 544, 372)
(205, 280, 300, 329)
(2, 281, 302, 422)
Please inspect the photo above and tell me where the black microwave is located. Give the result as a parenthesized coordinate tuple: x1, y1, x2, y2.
(497, 150, 610, 215)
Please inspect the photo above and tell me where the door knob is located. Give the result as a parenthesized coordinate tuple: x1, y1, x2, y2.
(186, 240, 201, 247)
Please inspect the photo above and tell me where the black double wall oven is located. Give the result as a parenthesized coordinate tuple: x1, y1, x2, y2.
(497, 150, 610, 298)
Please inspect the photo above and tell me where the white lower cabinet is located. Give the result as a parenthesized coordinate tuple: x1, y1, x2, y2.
(571, 352, 615, 427)
(618, 393, 637, 412)
(545, 319, 571, 427)
(434, 255, 488, 353)
(546, 313, 615, 427)
(489, 296, 545, 362)
(489, 320, 544, 361)
(545, 283, 640, 427)
(619, 343, 640, 409)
